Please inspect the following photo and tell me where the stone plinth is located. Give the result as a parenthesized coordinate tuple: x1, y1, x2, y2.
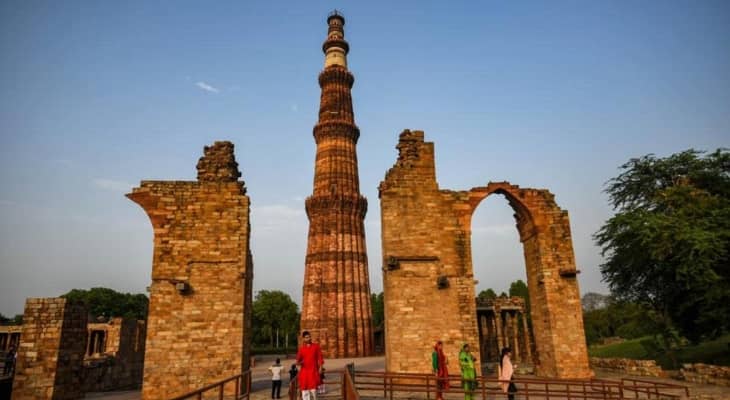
(128, 141, 253, 399)
(11, 298, 87, 400)
(379, 130, 592, 378)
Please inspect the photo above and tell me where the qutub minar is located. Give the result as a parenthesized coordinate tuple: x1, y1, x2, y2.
(300, 11, 374, 358)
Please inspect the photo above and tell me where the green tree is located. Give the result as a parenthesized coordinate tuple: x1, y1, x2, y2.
(582, 292, 609, 312)
(509, 279, 530, 311)
(61, 287, 148, 320)
(371, 292, 384, 328)
(594, 149, 730, 344)
(582, 298, 656, 345)
(477, 288, 497, 301)
(252, 290, 300, 348)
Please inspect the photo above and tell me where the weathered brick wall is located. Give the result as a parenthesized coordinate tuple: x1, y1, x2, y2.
(379, 130, 592, 378)
(590, 357, 666, 377)
(128, 141, 253, 400)
(680, 363, 730, 387)
(82, 318, 145, 392)
(11, 298, 87, 400)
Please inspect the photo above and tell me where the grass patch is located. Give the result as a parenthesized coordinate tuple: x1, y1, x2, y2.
(589, 337, 651, 359)
(589, 334, 730, 369)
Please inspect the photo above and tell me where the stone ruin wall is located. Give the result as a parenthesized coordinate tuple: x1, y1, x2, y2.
(379, 130, 592, 378)
(127, 141, 253, 400)
(12, 298, 87, 400)
(82, 318, 146, 392)
(379, 130, 481, 374)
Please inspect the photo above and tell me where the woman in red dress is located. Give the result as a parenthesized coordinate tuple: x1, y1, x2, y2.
(296, 331, 324, 400)
(431, 340, 450, 400)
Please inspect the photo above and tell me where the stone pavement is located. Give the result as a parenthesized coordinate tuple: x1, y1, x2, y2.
(87, 355, 730, 400)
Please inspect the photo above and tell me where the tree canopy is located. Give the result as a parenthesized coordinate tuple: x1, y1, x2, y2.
(61, 287, 148, 320)
(477, 288, 497, 301)
(0, 313, 23, 325)
(371, 292, 384, 328)
(252, 290, 299, 348)
(594, 149, 730, 342)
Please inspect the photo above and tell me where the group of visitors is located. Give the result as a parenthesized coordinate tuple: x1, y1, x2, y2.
(273, 333, 517, 400)
(269, 331, 324, 400)
(433, 341, 517, 400)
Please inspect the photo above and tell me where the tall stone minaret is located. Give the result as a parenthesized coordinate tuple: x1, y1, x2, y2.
(301, 11, 373, 358)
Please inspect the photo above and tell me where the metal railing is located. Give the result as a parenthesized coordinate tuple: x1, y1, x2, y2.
(349, 371, 690, 400)
(620, 377, 690, 399)
(288, 368, 345, 400)
(169, 370, 252, 400)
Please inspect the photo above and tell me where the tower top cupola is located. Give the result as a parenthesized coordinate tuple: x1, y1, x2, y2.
(323, 10, 349, 68)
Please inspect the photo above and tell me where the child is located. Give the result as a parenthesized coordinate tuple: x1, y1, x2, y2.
(317, 367, 326, 394)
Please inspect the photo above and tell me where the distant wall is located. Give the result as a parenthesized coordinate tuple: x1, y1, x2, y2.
(82, 318, 146, 392)
(590, 357, 666, 377)
(679, 363, 730, 387)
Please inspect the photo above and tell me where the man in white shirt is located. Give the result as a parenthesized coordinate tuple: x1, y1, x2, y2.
(268, 358, 285, 399)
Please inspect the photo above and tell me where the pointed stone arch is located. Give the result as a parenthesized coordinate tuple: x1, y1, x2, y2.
(379, 130, 591, 378)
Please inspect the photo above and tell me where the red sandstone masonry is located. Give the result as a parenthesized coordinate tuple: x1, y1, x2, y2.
(12, 298, 87, 400)
(379, 130, 592, 378)
(301, 12, 374, 358)
(128, 141, 253, 400)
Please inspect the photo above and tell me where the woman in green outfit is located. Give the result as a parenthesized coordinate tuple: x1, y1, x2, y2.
(459, 343, 477, 400)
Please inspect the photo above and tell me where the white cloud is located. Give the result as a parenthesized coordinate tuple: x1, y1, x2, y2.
(196, 81, 220, 93)
(92, 178, 133, 193)
(251, 204, 307, 232)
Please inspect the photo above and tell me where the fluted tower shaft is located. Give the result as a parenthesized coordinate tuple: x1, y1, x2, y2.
(301, 12, 374, 358)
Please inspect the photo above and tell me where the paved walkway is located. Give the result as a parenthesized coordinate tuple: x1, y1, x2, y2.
(83, 356, 729, 400)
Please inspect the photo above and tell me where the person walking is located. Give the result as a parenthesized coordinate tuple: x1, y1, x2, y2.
(499, 347, 517, 400)
(459, 343, 477, 400)
(268, 358, 284, 399)
(431, 340, 450, 400)
(296, 331, 323, 400)
(287, 364, 298, 400)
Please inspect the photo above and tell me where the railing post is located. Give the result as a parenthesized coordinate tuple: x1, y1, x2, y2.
(426, 374, 430, 400)
(481, 376, 485, 400)
(383, 374, 387, 399)
(341, 372, 346, 400)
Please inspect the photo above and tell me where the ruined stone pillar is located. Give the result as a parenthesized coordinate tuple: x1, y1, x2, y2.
(522, 313, 532, 364)
(511, 313, 519, 362)
(128, 141, 253, 399)
(494, 309, 504, 352)
(11, 298, 87, 400)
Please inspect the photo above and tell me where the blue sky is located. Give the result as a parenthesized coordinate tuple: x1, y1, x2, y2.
(1, 1, 728, 316)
